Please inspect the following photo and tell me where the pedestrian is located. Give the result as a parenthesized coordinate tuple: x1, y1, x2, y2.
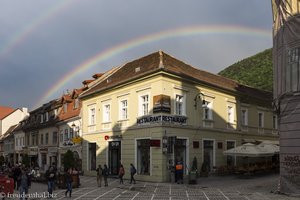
(175, 161, 183, 184)
(13, 164, 21, 190)
(27, 167, 32, 189)
(96, 165, 103, 187)
(65, 168, 73, 198)
(130, 163, 136, 184)
(118, 164, 125, 184)
(102, 164, 109, 186)
(45, 166, 56, 198)
(19, 168, 29, 200)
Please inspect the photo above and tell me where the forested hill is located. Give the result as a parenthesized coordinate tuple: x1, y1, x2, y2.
(218, 48, 273, 92)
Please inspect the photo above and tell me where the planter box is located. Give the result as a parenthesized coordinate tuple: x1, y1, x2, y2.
(57, 174, 80, 189)
(188, 171, 197, 184)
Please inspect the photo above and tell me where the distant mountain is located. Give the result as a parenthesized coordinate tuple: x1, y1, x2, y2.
(218, 48, 273, 92)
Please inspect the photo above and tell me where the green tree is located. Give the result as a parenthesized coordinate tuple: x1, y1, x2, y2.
(0, 155, 4, 166)
(63, 150, 75, 171)
(22, 154, 30, 167)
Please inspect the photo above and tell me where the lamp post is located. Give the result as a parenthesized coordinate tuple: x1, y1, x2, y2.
(194, 92, 206, 109)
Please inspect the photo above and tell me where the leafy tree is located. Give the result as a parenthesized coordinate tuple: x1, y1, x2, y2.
(22, 154, 30, 167)
(63, 150, 75, 171)
(191, 156, 198, 171)
(0, 155, 4, 166)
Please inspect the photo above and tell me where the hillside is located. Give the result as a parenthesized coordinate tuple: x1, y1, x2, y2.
(218, 48, 273, 92)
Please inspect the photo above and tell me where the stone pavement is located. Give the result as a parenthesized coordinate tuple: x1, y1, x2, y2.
(7, 173, 300, 200)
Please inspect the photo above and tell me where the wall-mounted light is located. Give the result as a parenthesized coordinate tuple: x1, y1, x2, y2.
(194, 92, 206, 109)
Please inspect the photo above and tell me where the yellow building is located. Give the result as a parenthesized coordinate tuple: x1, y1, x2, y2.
(79, 51, 278, 182)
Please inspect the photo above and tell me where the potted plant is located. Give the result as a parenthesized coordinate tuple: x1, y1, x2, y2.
(200, 160, 209, 177)
(189, 157, 198, 184)
(58, 150, 80, 188)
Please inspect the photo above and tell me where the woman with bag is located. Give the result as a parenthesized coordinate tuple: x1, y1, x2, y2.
(118, 164, 125, 184)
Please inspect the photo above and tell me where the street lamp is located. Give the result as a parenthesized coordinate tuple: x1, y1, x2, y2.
(194, 92, 206, 109)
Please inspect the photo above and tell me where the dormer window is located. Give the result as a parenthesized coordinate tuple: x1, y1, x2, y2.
(40, 114, 43, 123)
(74, 99, 79, 109)
(63, 103, 68, 113)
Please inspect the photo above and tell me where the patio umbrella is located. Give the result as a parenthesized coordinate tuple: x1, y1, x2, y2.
(256, 141, 279, 154)
(223, 143, 274, 174)
(223, 143, 274, 157)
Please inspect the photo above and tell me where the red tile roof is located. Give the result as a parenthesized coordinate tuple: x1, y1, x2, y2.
(0, 106, 15, 120)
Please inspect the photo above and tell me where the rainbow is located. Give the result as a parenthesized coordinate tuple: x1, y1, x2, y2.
(0, 0, 73, 60)
(35, 25, 271, 108)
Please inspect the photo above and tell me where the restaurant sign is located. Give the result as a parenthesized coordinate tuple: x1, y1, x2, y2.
(137, 115, 187, 125)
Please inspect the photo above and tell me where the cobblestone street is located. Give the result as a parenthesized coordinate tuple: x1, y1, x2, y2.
(6, 173, 298, 200)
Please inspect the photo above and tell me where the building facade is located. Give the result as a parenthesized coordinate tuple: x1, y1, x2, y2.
(80, 51, 278, 182)
(272, 0, 300, 195)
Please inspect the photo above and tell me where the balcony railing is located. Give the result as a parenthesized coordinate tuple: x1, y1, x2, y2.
(241, 125, 278, 135)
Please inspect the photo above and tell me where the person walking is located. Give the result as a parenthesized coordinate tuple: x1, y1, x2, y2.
(118, 164, 125, 184)
(45, 166, 56, 198)
(64, 168, 73, 198)
(175, 161, 183, 184)
(130, 163, 136, 184)
(102, 164, 109, 186)
(96, 165, 103, 187)
(19, 168, 29, 200)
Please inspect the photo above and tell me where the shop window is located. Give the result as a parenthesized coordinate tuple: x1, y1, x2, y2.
(137, 139, 150, 175)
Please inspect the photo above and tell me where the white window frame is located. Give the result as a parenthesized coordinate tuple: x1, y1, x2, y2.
(273, 115, 278, 129)
(175, 94, 186, 116)
(227, 105, 234, 124)
(203, 101, 213, 120)
(241, 108, 248, 126)
(119, 99, 128, 120)
(88, 107, 96, 125)
(135, 137, 151, 176)
(139, 94, 149, 116)
(202, 138, 216, 171)
(45, 112, 49, 122)
(103, 104, 111, 123)
(258, 112, 264, 128)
